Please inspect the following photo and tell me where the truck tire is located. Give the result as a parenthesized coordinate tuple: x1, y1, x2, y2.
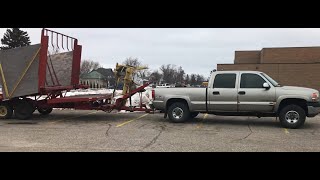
(0, 103, 13, 119)
(168, 102, 190, 123)
(38, 107, 53, 115)
(190, 112, 199, 119)
(14, 100, 34, 120)
(279, 104, 306, 129)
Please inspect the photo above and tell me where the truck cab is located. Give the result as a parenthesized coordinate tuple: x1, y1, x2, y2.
(207, 71, 276, 113)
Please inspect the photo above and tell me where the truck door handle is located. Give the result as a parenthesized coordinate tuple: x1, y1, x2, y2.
(212, 91, 220, 95)
(238, 91, 246, 95)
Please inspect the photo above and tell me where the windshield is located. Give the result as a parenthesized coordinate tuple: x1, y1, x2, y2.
(261, 73, 280, 87)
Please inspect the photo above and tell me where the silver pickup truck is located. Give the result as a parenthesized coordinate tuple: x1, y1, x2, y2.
(152, 71, 320, 129)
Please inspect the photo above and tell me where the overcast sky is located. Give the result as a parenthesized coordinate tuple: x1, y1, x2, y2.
(1, 28, 320, 77)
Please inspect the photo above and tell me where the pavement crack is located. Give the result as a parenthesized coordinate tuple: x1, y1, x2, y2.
(138, 123, 150, 129)
(105, 124, 112, 137)
(231, 124, 253, 143)
(142, 125, 166, 150)
(243, 124, 253, 140)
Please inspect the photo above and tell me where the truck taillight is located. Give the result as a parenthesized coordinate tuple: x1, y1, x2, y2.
(152, 89, 155, 100)
(312, 92, 319, 101)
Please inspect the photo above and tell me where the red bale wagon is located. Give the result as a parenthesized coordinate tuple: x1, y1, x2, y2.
(0, 28, 153, 120)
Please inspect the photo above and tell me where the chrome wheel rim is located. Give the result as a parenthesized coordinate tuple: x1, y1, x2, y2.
(172, 107, 183, 119)
(285, 110, 299, 124)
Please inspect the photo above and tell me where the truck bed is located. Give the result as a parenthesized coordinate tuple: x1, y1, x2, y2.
(153, 87, 207, 111)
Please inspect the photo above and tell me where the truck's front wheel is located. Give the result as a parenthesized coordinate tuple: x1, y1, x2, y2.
(168, 102, 190, 123)
(279, 104, 306, 129)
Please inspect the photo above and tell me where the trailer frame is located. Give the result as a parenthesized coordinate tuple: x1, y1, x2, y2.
(0, 28, 154, 120)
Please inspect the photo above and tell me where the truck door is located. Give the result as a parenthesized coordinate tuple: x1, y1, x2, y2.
(237, 73, 276, 112)
(208, 73, 238, 112)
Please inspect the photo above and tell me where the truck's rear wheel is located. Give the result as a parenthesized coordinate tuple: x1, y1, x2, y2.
(14, 100, 34, 120)
(0, 103, 13, 119)
(38, 107, 53, 115)
(168, 102, 190, 123)
(279, 104, 306, 129)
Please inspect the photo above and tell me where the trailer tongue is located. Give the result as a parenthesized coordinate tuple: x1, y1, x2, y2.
(0, 28, 153, 120)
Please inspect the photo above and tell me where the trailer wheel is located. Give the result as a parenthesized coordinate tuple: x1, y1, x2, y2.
(0, 103, 13, 119)
(38, 107, 53, 115)
(168, 102, 190, 123)
(14, 100, 34, 120)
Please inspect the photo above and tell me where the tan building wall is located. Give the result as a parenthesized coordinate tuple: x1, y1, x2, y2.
(234, 51, 261, 64)
(217, 63, 320, 90)
(261, 47, 320, 64)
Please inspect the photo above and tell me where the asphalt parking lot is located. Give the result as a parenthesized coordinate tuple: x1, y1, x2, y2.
(1, 109, 320, 152)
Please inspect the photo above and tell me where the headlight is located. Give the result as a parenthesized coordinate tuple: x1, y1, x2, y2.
(312, 92, 319, 101)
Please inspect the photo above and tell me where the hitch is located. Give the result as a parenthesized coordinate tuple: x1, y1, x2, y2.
(164, 111, 168, 119)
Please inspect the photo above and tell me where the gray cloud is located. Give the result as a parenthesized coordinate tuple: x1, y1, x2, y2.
(1, 28, 320, 78)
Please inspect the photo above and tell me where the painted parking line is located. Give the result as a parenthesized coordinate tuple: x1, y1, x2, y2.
(196, 113, 208, 129)
(116, 113, 149, 128)
(284, 128, 290, 134)
(48, 111, 99, 124)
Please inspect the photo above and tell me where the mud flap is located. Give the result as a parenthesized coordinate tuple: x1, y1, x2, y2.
(164, 111, 168, 118)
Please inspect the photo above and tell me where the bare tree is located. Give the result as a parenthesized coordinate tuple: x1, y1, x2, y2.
(185, 74, 190, 85)
(160, 64, 177, 84)
(123, 57, 142, 67)
(80, 60, 101, 75)
(123, 57, 149, 79)
(149, 70, 162, 84)
(175, 66, 185, 84)
(190, 74, 196, 86)
(159, 64, 188, 85)
(196, 74, 205, 85)
(138, 68, 151, 79)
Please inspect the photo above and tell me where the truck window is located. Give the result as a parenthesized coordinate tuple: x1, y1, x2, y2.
(240, 73, 266, 88)
(213, 74, 236, 88)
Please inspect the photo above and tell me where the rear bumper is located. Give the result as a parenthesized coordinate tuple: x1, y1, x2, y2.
(307, 102, 320, 117)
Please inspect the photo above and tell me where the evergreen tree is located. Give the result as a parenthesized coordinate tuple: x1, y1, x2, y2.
(0, 28, 31, 50)
(190, 74, 196, 86)
(185, 74, 190, 85)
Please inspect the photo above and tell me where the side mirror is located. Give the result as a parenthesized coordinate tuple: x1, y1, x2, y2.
(263, 82, 270, 89)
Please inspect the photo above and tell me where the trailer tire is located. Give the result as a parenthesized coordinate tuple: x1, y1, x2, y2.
(38, 107, 53, 115)
(14, 100, 34, 120)
(168, 102, 190, 123)
(0, 103, 13, 119)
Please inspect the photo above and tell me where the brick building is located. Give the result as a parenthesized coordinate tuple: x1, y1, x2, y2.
(217, 47, 320, 90)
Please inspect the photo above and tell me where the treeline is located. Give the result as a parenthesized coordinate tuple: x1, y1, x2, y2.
(80, 57, 207, 86)
(124, 57, 206, 86)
